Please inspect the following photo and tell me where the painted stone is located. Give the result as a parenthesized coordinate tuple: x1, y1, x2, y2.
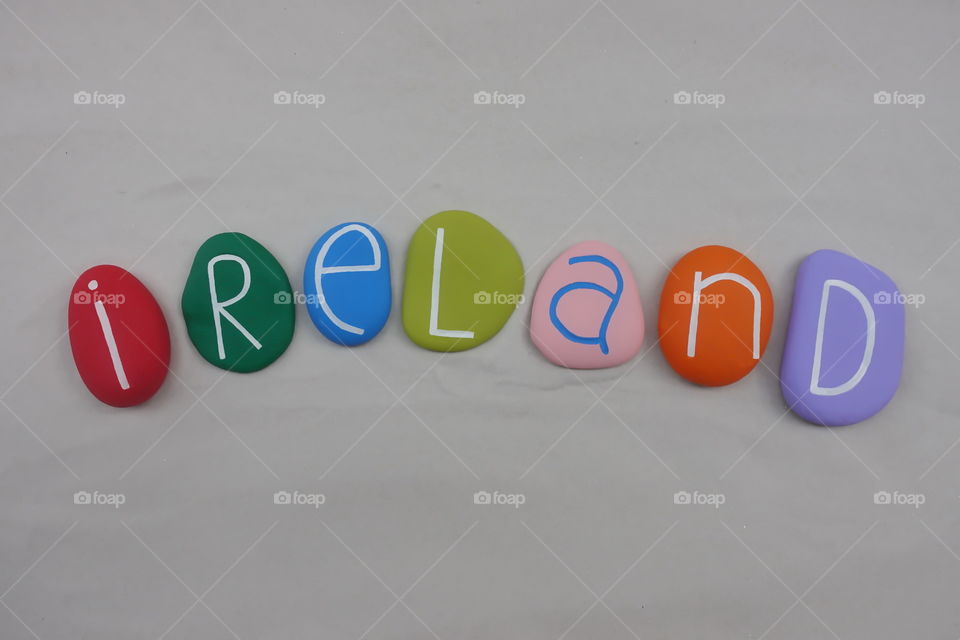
(68, 265, 170, 407)
(780, 250, 904, 426)
(182, 232, 295, 372)
(530, 241, 644, 369)
(658, 245, 773, 386)
(402, 210, 524, 352)
(303, 222, 391, 346)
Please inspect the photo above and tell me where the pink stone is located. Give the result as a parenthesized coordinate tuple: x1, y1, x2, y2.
(529, 241, 644, 369)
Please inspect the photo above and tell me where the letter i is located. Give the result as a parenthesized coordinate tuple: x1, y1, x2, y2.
(89, 280, 130, 390)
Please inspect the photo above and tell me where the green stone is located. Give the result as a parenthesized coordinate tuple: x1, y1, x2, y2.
(181, 232, 295, 372)
(402, 210, 524, 352)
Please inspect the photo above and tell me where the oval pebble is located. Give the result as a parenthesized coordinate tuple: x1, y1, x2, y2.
(779, 249, 904, 426)
(658, 245, 773, 386)
(68, 265, 170, 407)
(402, 210, 524, 352)
(303, 222, 391, 346)
(530, 241, 644, 368)
(181, 232, 295, 372)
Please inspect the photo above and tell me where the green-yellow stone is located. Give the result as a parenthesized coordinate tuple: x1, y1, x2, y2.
(181, 232, 295, 372)
(402, 210, 524, 352)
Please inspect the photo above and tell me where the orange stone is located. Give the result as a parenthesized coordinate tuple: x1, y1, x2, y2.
(658, 245, 773, 386)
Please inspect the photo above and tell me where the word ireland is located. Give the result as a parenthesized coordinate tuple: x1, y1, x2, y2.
(68, 210, 904, 426)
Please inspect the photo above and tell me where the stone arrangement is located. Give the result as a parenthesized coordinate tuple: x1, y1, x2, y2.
(66, 211, 905, 426)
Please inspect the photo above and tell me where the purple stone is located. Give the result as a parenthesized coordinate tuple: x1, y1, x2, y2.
(780, 250, 905, 426)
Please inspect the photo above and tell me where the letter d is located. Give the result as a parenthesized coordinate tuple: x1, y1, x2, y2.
(779, 250, 904, 426)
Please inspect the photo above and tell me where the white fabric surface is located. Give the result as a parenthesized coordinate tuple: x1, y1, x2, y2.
(2, 1, 960, 638)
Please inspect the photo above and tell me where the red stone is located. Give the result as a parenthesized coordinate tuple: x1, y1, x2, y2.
(68, 265, 170, 407)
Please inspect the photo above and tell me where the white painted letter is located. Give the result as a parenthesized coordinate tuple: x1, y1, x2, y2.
(429, 228, 474, 339)
(89, 279, 130, 390)
(314, 224, 382, 336)
(686, 271, 762, 359)
(810, 279, 876, 396)
(207, 254, 262, 360)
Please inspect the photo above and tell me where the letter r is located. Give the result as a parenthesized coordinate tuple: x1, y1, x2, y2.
(207, 254, 262, 359)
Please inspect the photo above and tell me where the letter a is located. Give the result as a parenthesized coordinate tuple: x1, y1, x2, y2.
(548, 255, 623, 354)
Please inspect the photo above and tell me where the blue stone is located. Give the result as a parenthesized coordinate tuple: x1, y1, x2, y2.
(780, 250, 905, 426)
(303, 222, 391, 346)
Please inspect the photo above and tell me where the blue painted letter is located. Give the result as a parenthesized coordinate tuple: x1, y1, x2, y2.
(548, 255, 623, 354)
